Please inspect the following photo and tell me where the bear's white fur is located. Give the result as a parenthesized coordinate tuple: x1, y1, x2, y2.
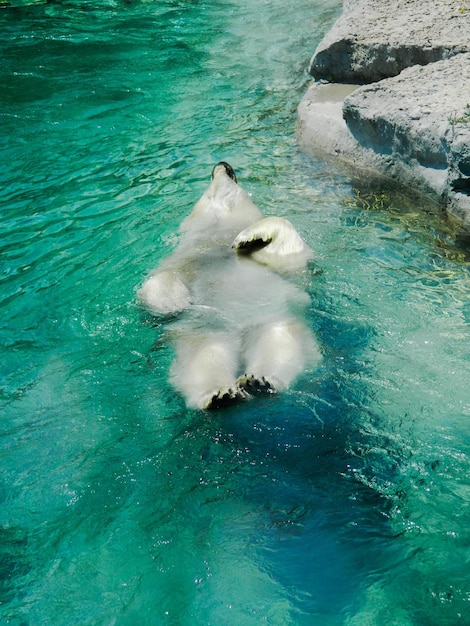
(138, 163, 321, 409)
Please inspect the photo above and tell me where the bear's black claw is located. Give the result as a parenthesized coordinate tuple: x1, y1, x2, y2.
(203, 385, 250, 410)
(237, 374, 276, 394)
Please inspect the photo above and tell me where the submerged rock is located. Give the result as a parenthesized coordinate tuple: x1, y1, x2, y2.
(298, 0, 470, 227)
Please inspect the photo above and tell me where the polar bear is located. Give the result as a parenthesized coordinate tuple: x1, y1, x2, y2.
(138, 162, 321, 410)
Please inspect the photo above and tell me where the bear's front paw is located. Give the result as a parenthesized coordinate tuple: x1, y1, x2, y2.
(138, 270, 191, 315)
(202, 385, 251, 410)
(237, 374, 277, 394)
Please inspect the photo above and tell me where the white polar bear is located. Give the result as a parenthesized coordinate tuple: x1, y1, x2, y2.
(138, 162, 321, 410)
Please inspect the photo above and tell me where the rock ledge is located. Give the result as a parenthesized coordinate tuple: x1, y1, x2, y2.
(298, 0, 470, 226)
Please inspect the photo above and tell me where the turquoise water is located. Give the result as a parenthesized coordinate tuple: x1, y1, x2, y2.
(1, 0, 470, 624)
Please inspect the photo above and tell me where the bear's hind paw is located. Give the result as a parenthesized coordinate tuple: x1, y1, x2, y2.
(237, 374, 277, 395)
(203, 385, 251, 410)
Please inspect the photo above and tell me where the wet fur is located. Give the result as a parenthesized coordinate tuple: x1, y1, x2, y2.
(138, 163, 321, 409)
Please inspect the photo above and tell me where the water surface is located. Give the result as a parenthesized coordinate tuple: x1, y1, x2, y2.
(1, 1, 469, 624)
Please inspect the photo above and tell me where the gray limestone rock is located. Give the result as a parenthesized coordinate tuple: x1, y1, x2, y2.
(298, 0, 470, 226)
(343, 55, 470, 224)
(298, 55, 470, 225)
(310, 0, 470, 83)
(297, 83, 360, 158)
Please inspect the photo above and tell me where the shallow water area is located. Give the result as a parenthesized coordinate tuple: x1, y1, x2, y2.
(1, 0, 470, 624)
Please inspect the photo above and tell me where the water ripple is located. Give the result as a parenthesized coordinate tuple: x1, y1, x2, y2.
(1, 0, 470, 624)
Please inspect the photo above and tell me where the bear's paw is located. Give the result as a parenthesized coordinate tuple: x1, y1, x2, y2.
(232, 216, 313, 271)
(202, 385, 251, 410)
(237, 373, 277, 395)
(138, 270, 191, 315)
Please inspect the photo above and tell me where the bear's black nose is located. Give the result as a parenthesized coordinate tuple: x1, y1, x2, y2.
(212, 161, 237, 183)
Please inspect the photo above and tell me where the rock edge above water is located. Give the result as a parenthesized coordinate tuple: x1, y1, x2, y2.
(297, 0, 470, 227)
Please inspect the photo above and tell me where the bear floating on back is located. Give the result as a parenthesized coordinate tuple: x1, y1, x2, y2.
(138, 162, 321, 409)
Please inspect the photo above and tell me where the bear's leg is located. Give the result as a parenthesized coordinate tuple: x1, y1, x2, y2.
(238, 319, 321, 393)
(171, 335, 249, 410)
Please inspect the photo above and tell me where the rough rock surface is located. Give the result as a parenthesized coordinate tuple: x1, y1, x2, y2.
(310, 0, 470, 83)
(298, 0, 470, 226)
(297, 83, 360, 158)
(343, 55, 470, 223)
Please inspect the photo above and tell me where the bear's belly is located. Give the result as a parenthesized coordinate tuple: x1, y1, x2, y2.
(184, 256, 310, 331)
